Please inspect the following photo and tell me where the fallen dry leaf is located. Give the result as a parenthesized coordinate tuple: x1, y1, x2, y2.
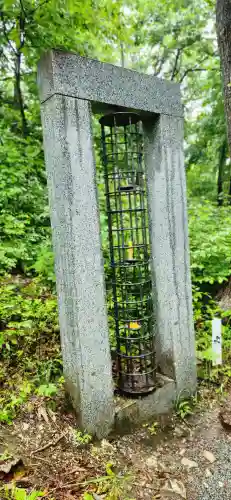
(0, 457, 21, 474)
(145, 455, 158, 468)
(181, 457, 198, 469)
(101, 439, 115, 450)
(203, 450, 216, 463)
(161, 478, 187, 498)
(48, 408, 56, 422)
(38, 405, 49, 424)
(22, 422, 29, 431)
(205, 468, 212, 478)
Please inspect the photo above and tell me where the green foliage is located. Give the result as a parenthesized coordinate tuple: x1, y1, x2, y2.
(0, 277, 58, 354)
(143, 421, 159, 436)
(0, 133, 49, 273)
(0, 276, 61, 422)
(192, 285, 231, 384)
(122, 0, 219, 113)
(73, 429, 93, 445)
(36, 383, 58, 397)
(0, 0, 133, 275)
(147, 421, 159, 436)
(0, 450, 12, 461)
(175, 399, 194, 419)
(0, 380, 33, 423)
(82, 463, 133, 500)
(188, 200, 231, 284)
(32, 242, 56, 288)
(2, 486, 44, 500)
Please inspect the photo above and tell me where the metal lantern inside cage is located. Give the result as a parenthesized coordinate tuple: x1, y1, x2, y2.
(100, 112, 156, 396)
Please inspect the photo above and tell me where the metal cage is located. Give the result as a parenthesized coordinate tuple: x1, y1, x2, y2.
(100, 111, 156, 396)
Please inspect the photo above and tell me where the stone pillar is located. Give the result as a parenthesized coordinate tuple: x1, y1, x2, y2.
(40, 94, 114, 437)
(144, 114, 196, 395)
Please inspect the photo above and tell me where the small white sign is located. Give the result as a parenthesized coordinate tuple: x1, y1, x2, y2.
(212, 318, 222, 366)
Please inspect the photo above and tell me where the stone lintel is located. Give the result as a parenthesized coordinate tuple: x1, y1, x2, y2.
(38, 50, 183, 118)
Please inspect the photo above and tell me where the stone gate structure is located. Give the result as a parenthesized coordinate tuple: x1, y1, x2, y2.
(38, 50, 196, 437)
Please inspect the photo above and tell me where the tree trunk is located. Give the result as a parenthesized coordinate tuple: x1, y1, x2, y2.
(228, 164, 231, 202)
(14, 51, 28, 137)
(216, 0, 231, 155)
(217, 140, 226, 205)
(120, 42, 125, 68)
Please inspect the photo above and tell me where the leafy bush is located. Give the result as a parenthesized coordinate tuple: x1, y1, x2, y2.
(0, 276, 62, 422)
(0, 131, 50, 273)
(0, 277, 59, 354)
(188, 200, 231, 285)
(32, 241, 56, 288)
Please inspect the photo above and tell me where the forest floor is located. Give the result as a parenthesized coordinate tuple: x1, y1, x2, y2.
(1, 386, 231, 499)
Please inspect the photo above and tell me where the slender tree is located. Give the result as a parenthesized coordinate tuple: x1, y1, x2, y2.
(216, 0, 231, 155)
